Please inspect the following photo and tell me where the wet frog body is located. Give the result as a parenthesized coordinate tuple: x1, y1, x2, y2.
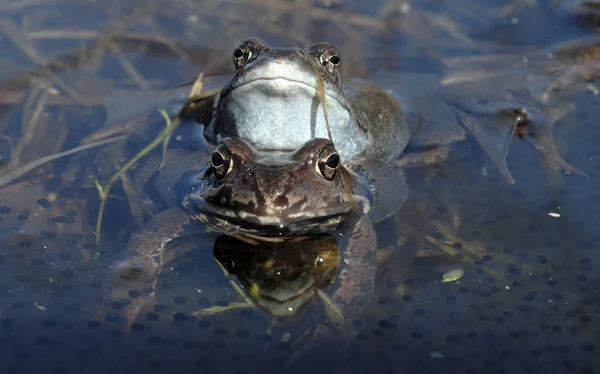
(109, 137, 378, 327)
(195, 38, 584, 186)
(203, 38, 408, 167)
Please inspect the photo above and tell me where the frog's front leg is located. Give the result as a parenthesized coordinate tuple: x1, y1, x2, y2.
(106, 207, 205, 328)
(330, 214, 378, 321)
(287, 215, 377, 368)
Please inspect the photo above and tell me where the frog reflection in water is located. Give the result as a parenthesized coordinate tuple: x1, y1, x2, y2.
(212, 234, 341, 320)
(189, 37, 585, 185)
(110, 137, 380, 329)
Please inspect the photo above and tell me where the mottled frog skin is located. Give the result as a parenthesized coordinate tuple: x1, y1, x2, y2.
(108, 138, 378, 329)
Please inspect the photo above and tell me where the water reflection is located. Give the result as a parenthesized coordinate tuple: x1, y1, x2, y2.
(213, 234, 340, 319)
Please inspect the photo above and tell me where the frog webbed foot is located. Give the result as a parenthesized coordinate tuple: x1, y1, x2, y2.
(112, 251, 162, 283)
(515, 105, 588, 179)
(456, 102, 587, 183)
(105, 251, 163, 330)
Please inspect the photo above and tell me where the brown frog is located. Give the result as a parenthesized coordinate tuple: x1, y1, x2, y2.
(108, 137, 381, 329)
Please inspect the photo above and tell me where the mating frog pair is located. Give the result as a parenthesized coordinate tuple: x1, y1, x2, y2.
(108, 37, 585, 341)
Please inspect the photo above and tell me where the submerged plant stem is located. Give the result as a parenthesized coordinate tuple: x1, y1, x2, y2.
(94, 110, 181, 245)
(0, 135, 125, 188)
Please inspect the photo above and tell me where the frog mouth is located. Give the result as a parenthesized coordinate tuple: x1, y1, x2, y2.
(224, 57, 347, 109)
(184, 196, 358, 239)
(228, 77, 345, 108)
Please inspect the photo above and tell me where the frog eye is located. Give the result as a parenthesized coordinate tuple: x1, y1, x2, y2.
(319, 47, 341, 76)
(233, 44, 251, 69)
(210, 145, 233, 179)
(316, 146, 341, 181)
(233, 39, 265, 70)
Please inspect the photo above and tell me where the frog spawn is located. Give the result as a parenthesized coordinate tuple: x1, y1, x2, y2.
(0, 178, 598, 374)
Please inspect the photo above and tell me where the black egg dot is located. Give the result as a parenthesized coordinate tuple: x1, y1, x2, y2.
(131, 323, 145, 332)
(580, 316, 591, 323)
(236, 329, 249, 338)
(105, 314, 118, 323)
(173, 296, 186, 305)
(54, 216, 67, 223)
(576, 275, 587, 282)
(173, 313, 187, 322)
(0, 205, 11, 214)
(60, 269, 74, 279)
(412, 309, 426, 316)
(402, 295, 413, 302)
(15, 274, 30, 283)
(148, 336, 162, 345)
(552, 325, 562, 332)
(410, 331, 422, 339)
(87, 320, 100, 329)
(547, 280, 558, 287)
(109, 329, 122, 338)
(2, 318, 14, 327)
(89, 281, 101, 289)
(59, 252, 71, 260)
(378, 320, 396, 330)
(32, 258, 45, 266)
(128, 290, 141, 298)
(482, 255, 492, 261)
(240, 309, 252, 317)
(17, 210, 30, 221)
(198, 320, 211, 329)
(146, 313, 159, 322)
(45, 231, 57, 239)
(214, 328, 227, 337)
(536, 256, 548, 264)
(37, 199, 52, 208)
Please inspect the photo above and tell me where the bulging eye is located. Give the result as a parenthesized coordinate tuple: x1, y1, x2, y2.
(316, 146, 341, 181)
(233, 38, 267, 70)
(320, 47, 341, 75)
(232, 43, 252, 70)
(210, 145, 233, 179)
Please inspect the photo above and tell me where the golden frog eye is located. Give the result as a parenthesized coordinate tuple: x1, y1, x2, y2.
(320, 47, 341, 76)
(210, 145, 233, 179)
(316, 146, 341, 181)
